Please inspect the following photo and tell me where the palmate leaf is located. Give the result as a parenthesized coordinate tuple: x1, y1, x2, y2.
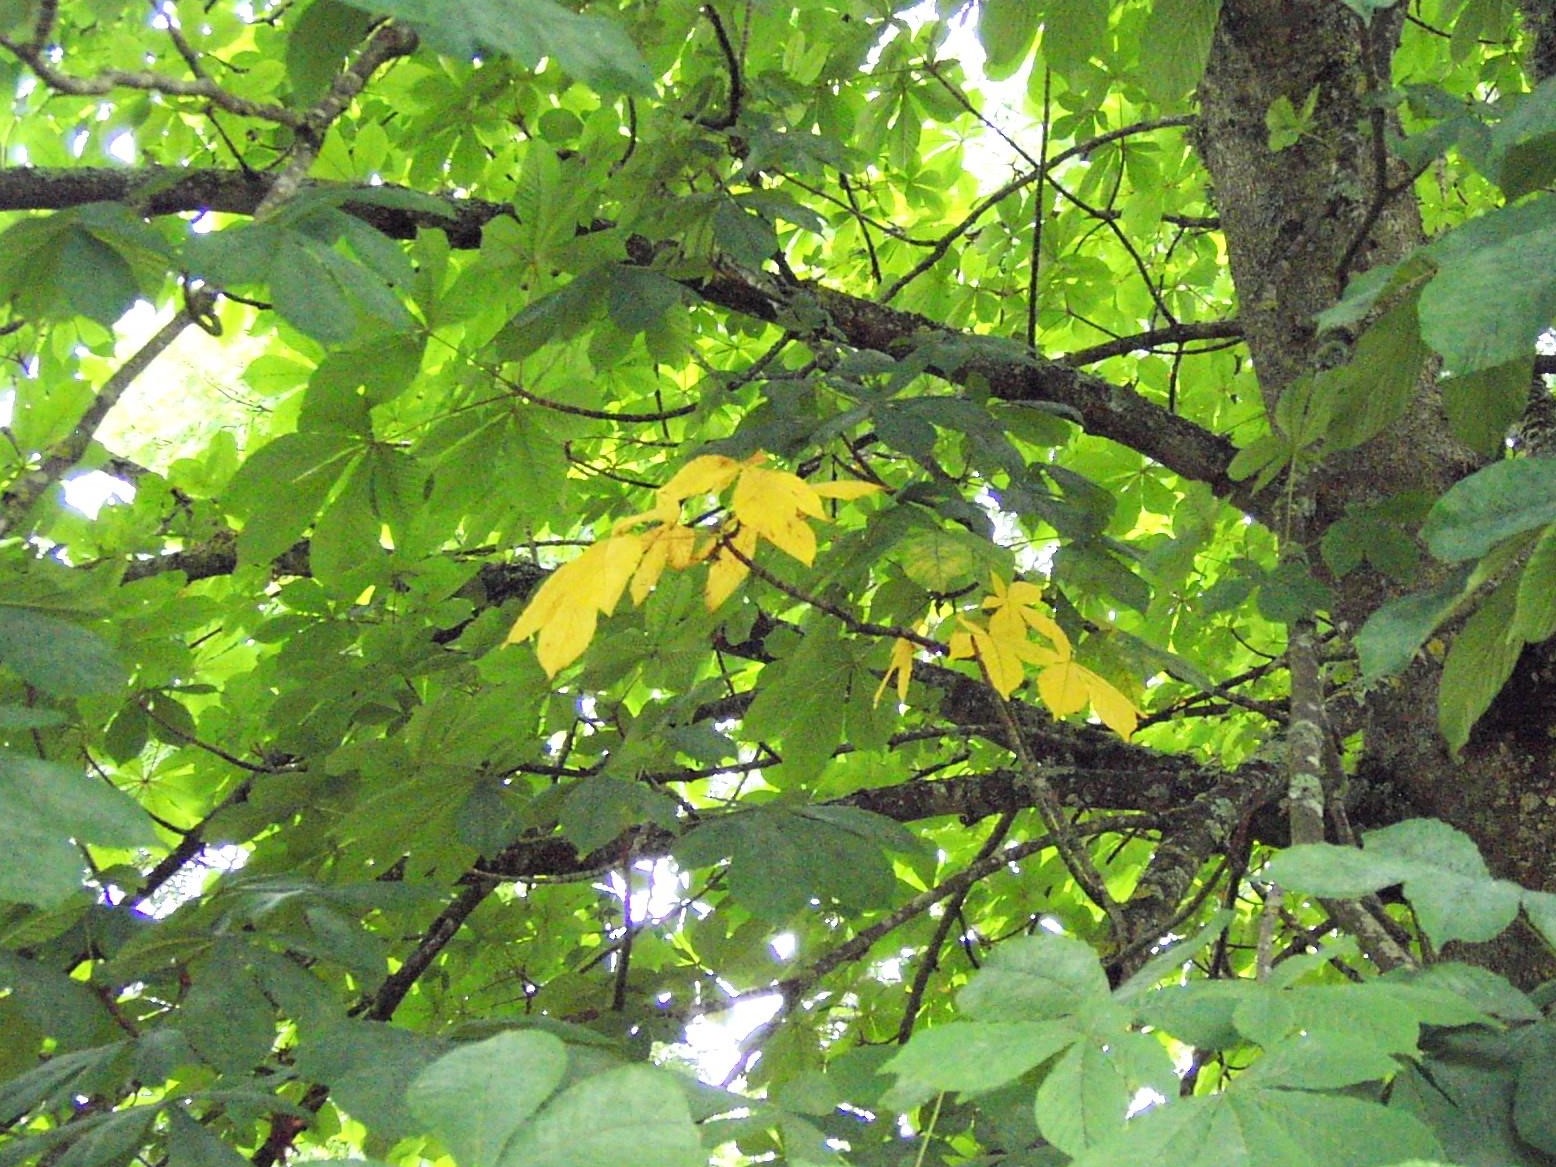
(508, 453, 883, 672)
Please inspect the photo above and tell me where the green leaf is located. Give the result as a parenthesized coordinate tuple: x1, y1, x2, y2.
(225, 432, 361, 564)
(957, 934, 1110, 1022)
(1367, 818, 1522, 946)
(1324, 295, 1428, 451)
(1422, 458, 1556, 562)
(676, 805, 903, 921)
(339, 0, 653, 94)
(0, 607, 125, 696)
(285, 0, 374, 105)
(1438, 576, 1524, 755)
(1238, 1030, 1404, 1090)
(495, 1065, 703, 1167)
(408, 1031, 567, 1167)
(1255, 557, 1332, 624)
(1512, 1022, 1556, 1154)
(1140, 0, 1221, 106)
(1491, 74, 1556, 200)
(1036, 1040, 1134, 1156)
(179, 942, 279, 1074)
(294, 1020, 446, 1143)
(0, 951, 113, 1050)
(1039, 0, 1109, 80)
(1068, 1089, 1440, 1167)
(1354, 566, 1472, 683)
(53, 1109, 152, 1167)
(0, 750, 157, 907)
(0, 1042, 129, 1126)
(978, 0, 1040, 78)
(1511, 522, 1556, 644)
(1264, 842, 1416, 898)
(881, 1020, 1077, 1105)
(1441, 358, 1532, 458)
(742, 628, 850, 785)
(1420, 194, 1556, 376)
(559, 773, 678, 855)
(166, 1106, 252, 1167)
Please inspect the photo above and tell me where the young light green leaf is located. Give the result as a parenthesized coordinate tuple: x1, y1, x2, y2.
(339, 0, 653, 95)
(1140, 0, 1221, 106)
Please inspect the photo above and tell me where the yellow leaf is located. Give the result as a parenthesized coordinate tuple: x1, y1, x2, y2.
(1086, 673, 1138, 741)
(1037, 658, 1091, 718)
(949, 629, 975, 660)
(960, 618, 1026, 698)
(591, 532, 649, 616)
(630, 523, 703, 603)
(1037, 660, 1139, 740)
(506, 533, 646, 676)
(656, 454, 743, 507)
(730, 464, 822, 564)
(812, 480, 886, 501)
(535, 600, 599, 677)
(613, 498, 679, 532)
(984, 574, 1070, 657)
(874, 636, 916, 706)
(705, 525, 757, 610)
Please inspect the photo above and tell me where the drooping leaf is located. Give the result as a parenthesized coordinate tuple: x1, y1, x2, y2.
(1420, 194, 1556, 376)
(1438, 576, 1525, 755)
(1140, 0, 1221, 106)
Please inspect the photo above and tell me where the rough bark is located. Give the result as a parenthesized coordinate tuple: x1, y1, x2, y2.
(1200, 0, 1556, 986)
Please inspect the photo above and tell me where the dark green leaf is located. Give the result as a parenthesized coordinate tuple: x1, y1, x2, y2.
(0, 751, 157, 907)
(1420, 194, 1556, 376)
(1423, 457, 1556, 562)
(408, 1031, 567, 1167)
(0, 607, 125, 696)
(1355, 566, 1472, 683)
(1439, 576, 1525, 754)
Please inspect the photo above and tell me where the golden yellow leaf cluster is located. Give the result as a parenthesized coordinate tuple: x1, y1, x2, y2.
(946, 574, 1139, 740)
(507, 453, 883, 675)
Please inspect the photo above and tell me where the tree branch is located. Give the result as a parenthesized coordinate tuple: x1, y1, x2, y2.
(0, 167, 1250, 507)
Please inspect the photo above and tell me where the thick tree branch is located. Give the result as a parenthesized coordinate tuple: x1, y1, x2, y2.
(0, 167, 1250, 508)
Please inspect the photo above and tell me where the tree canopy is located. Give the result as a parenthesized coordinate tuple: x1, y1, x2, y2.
(4, 1, 1556, 1165)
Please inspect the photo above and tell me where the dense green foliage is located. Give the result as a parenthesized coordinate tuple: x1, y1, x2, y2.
(3, 1, 1556, 1165)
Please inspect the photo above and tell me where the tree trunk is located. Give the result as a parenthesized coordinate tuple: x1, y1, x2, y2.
(1200, 0, 1556, 987)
